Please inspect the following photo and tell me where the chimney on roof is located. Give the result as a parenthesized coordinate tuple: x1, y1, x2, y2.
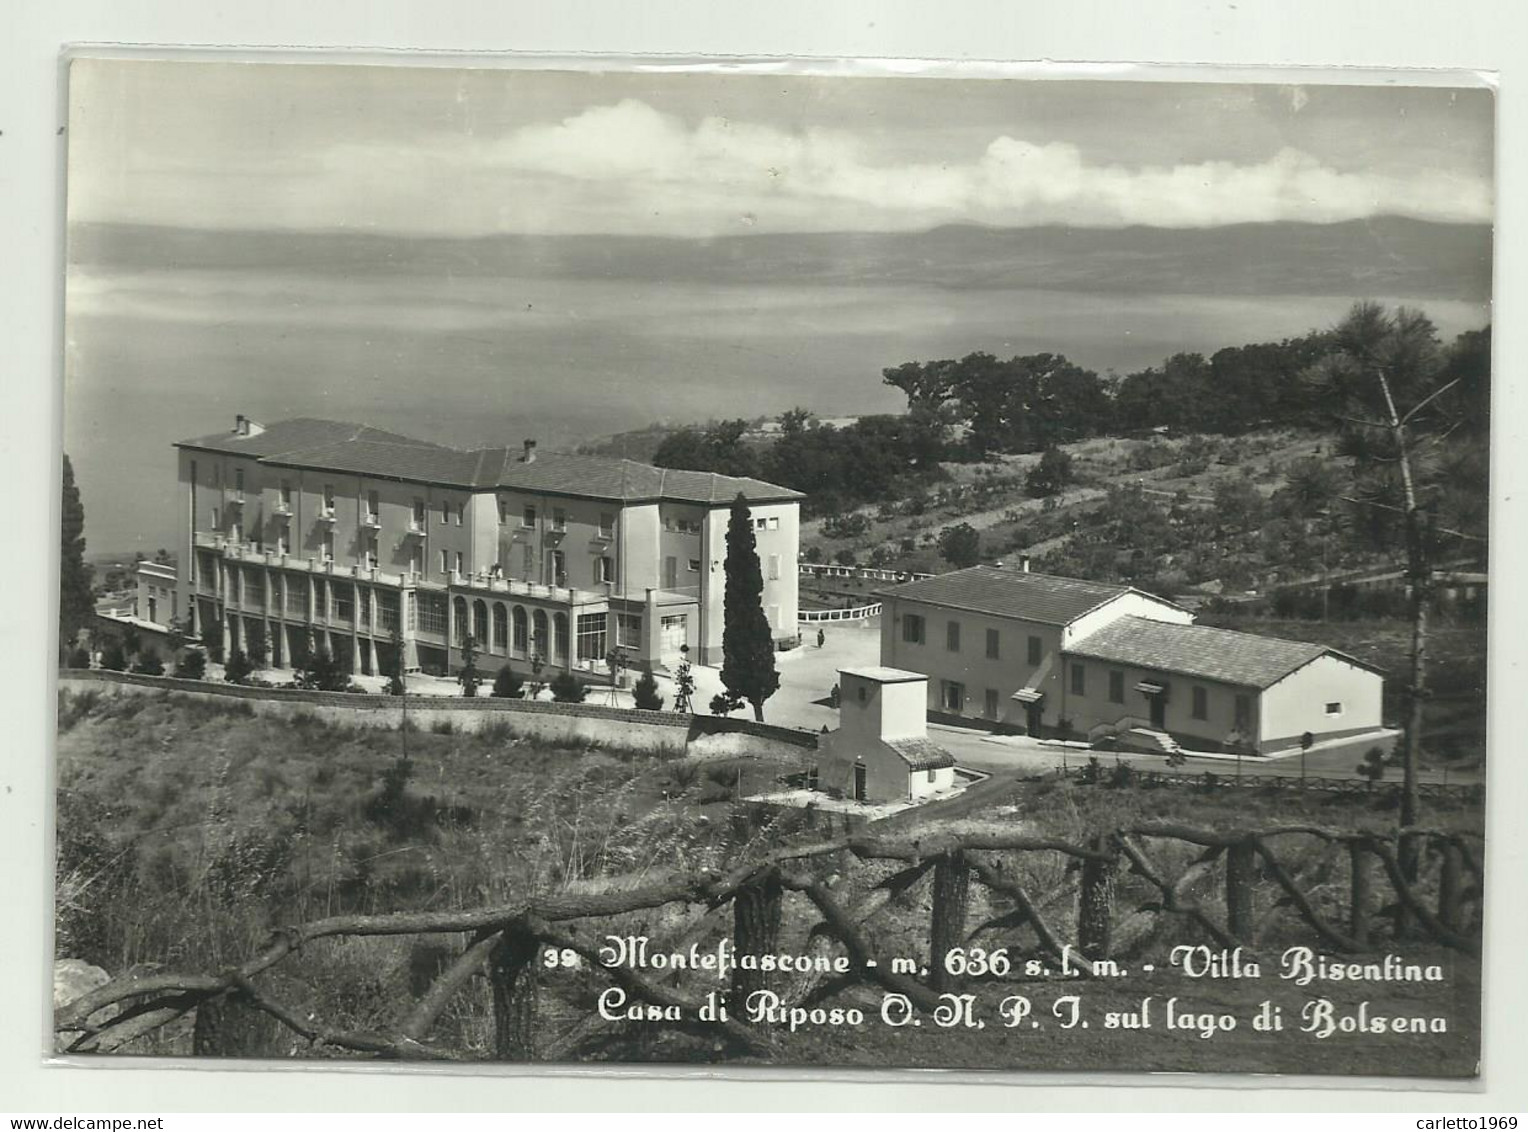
(233, 415, 265, 438)
(521, 439, 537, 463)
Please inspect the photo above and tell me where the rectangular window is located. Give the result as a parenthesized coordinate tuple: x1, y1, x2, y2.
(596, 556, 615, 585)
(228, 570, 241, 604)
(332, 583, 354, 625)
(1070, 663, 1086, 697)
(366, 490, 379, 523)
(1234, 694, 1252, 730)
(941, 680, 964, 712)
(365, 533, 378, 569)
(211, 506, 220, 530)
(927, 768, 937, 784)
(599, 512, 615, 537)
(322, 531, 334, 561)
(409, 545, 423, 575)
(946, 620, 961, 652)
(554, 507, 567, 531)
(378, 591, 400, 633)
(576, 612, 608, 662)
(1109, 670, 1125, 704)
(412, 498, 426, 528)
(522, 506, 536, 529)
(903, 613, 925, 644)
(245, 571, 264, 610)
(688, 558, 701, 573)
(769, 554, 781, 581)
(454, 551, 464, 576)
(755, 517, 766, 531)
(768, 516, 779, 531)
(522, 543, 534, 577)
(455, 503, 464, 526)
(616, 612, 642, 649)
(314, 578, 327, 619)
(440, 549, 449, 576)
(285, 579, 305, 616)
(323, 484, 335, 515)
(497, 497, 508, 524)
(359, 586, 372, 628)
(441, 500, 450, 524)
(416, 592, 447, 636)
(1028, 635, 1043, 666)
(984, 688, 1000, 719)
(1325, 701, 1343, 716)
(985, 628, 1000, 660)
(1192, 685, 1209, 720)
(281, 481, 293, 509)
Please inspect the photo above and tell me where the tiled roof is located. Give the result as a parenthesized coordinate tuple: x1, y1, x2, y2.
(883, 737, 957, 772)
(175, 419, 802, 504)
(174, 418, 437, 459)
(1065, 616, 1369, 690)
(877, 565, 1135, 625)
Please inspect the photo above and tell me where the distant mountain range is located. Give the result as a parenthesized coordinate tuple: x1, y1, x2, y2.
(70, 217, 1492, 302)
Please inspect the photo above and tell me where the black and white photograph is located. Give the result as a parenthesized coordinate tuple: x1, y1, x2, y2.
(51, 54, 1493, 1081)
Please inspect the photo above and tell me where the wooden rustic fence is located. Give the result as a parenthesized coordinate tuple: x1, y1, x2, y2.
(55, 821, 1483, 1062)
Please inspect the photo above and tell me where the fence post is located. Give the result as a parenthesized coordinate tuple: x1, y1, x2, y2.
(1349, 840, 1372, 948)
(1077, 836, 1117, 960)
(1437, 838, 1465, 933)
(192, 988, 278, 1057)
(731, 869, 783, 1011)
(490, 924, 540, 1060)
(1225, 838, 1257, 942)
(929, 850, 970, 992)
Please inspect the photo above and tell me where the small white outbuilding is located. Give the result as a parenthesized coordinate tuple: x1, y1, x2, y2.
(817, 667, 958, 803)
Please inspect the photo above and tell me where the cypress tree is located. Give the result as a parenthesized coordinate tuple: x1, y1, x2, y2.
(720, 493, 779, 721)
(59, 455, 95, 657)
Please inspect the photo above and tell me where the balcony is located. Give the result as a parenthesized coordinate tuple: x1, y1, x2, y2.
(316, 507, 337, 522)
(362, 513, 382, 530)
(405, 520, 426, 536)
(273, 500, 292, 517)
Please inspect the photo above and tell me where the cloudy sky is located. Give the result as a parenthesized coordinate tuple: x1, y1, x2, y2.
(63, 59, 1494, 552)
(68, 60, 1493, 236)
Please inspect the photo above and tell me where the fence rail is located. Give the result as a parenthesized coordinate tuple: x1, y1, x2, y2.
(56, 817, 1484, 1062)
(798, 602, 882, 624)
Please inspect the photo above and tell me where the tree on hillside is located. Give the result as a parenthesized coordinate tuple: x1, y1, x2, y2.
(720, 494, 779, 722)
(1305, 302, 1487, 870)
(938, 523, 982, 569)
(1024, 447, 1074, 498)
(59, 455, 95, 658)
(652, 419, 758, 478)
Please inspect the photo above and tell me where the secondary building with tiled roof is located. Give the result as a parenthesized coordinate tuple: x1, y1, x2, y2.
(166, 415, 802, 679)
(877, 561, 1392, 759)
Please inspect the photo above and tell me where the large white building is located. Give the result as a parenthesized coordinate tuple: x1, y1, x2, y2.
(172, 416, 803, 677)
(878, 564, 1390, 756)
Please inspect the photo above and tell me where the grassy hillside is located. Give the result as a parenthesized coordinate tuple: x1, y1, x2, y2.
(56, 689, 1482, 1073)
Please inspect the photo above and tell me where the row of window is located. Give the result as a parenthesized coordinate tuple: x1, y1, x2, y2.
(901, 613, 1045, 665)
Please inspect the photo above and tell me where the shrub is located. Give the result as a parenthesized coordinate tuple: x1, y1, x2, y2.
(131, 652, 165, 676)
(549, 672, 587, 703)
(66, 646, 91, 669)
(173, 648, 207, 680)
(224, 648, 254, 685)
(632, 665, 664, 711)
(99, 641, 127, 672)
(492, 666, 524, 698)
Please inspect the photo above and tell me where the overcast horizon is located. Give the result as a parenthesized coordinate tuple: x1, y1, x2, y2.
(62, 59, 1494, 554)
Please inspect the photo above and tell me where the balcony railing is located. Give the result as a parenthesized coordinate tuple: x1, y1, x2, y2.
(317, 507, 337, 522)
(406, 520, 426, 536)
(273, 501, 292, 516)
(363, 513, 382, 529)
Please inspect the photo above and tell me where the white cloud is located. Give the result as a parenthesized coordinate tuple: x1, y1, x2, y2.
(75, 98, 1494, 235)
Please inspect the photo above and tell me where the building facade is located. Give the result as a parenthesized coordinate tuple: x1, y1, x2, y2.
(175, 416, 802, 677)
(816, 667, 958, 803)
(878, 564, 1388, 756)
